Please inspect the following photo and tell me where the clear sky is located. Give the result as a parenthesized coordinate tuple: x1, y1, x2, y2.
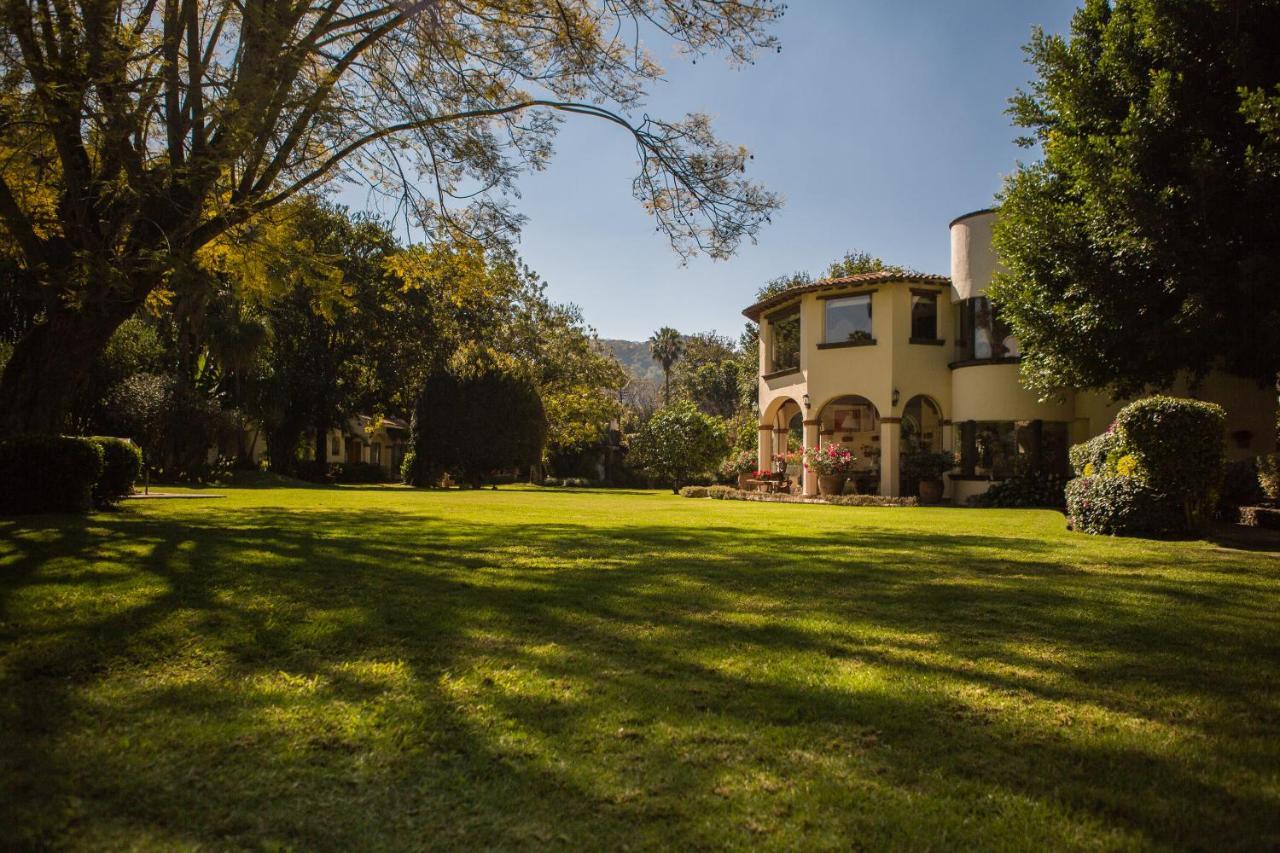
(353, 1, 1082, 342)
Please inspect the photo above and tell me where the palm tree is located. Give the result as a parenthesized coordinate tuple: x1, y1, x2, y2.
(648, 327, 684, 405)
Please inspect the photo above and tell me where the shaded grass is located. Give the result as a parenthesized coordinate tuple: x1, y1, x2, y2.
(1, 486, 1278, 850)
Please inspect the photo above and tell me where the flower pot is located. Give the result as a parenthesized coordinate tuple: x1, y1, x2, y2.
(818, 474, 846, 497)
(737, 473, 752, 490)
(918, 478, 944, 504)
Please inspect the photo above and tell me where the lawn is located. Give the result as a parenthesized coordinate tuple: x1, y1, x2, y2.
(2, 486, 1278, 850)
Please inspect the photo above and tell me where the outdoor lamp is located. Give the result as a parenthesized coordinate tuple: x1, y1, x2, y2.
(892, 388, 901, 407)
(802, 393, 810, 409)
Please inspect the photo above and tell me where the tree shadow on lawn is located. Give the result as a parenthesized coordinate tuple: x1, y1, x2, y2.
(1, 507, 1278, 848)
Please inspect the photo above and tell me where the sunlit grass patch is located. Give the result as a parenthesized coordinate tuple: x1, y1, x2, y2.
(1, 486, 1278, 849)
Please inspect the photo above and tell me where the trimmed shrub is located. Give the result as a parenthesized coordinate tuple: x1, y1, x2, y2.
(1065, 475, 1182, 536)
(1259, 453, 1280, 501)
(627, 401, 728, 494)
(824, 494, 918, 507)
(1114, 396, 1226, 529)
(408, 364, 546, 488)
(89, 437, 142, 507)
(706, 485, 735, 499)
(541, 476, 562, 487)
(678, 485, 709, 498)
(331, 461, 387, 484)
(1068, 430, 1124, 476)
(560, 477, 592, 488)
(0, 435, 104, 514)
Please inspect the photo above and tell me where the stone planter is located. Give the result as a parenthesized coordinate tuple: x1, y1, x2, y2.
(818, 474, 846, 497)
(918, 478, 944, 504)
(737, 472, 752, 490)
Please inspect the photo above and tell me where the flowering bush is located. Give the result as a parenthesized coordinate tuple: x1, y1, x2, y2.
(802, 444, 857, 476)
(1066, 475, 1181, 536)
(723, 450, 757, 476)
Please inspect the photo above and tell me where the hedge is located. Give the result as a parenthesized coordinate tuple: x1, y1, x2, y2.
(1065, 475, 1182, 536)
(0, 435, 104, 514)
(1114, 396, 1225, 529)
(331, 461, 387, 484)
(89, 437, 142, 507)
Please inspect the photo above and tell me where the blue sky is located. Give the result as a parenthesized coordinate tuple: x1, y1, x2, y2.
(355, 1, 1081, 342)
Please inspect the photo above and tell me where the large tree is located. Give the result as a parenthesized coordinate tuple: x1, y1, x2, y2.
(990, 0, 1280, 399)
(0, 0, 782, 434)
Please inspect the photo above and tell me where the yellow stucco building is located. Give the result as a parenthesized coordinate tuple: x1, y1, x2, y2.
(744, 210, 1276, 502)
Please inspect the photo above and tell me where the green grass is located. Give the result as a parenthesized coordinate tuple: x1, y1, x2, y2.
(2, 486, 1278, 850)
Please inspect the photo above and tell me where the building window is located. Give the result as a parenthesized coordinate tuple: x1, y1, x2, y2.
(955, 296, 1019, 361)
(910, 292, 939, 341)
(954, 420, 1069, 479)
(766, 305, 800, 373)
(330, 435, 340, 456)
(824, 294, 872, 344)
(371, 442, 382, 466)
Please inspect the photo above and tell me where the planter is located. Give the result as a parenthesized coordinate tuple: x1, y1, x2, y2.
(918, 478, 944, 504)
(737, 473, 752, 490)
(818, 474, 846, 497)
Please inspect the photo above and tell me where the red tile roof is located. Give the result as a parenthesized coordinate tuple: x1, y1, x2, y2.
(742, 271, 951, 322)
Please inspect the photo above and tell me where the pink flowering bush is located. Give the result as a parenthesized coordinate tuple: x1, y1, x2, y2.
(802, 444, 856, 476)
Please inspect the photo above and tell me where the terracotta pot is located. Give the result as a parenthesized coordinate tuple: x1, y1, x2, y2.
(737, 472, 752, 489)
(918, 478, 944, 504)
(818, 474, 846, 497)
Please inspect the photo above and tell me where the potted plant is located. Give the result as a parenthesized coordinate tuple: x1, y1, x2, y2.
(802, 444, 857, 496)
(902, 450, 953, 504)
(722, 450, 758, 489)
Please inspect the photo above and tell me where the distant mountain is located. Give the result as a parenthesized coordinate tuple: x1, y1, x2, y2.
(599, 339, 664, 384)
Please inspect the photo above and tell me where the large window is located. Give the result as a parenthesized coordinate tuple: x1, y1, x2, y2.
(910, 292, 939, 341)
(824, 294, 873, 344)
(954, 420, 1070, 479)
(766, 306, 800, 373)
(955, 296, 1019, 362)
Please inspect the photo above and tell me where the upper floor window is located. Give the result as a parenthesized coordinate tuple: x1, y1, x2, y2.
(955, 296, 1019, 362)
(910, 292, 939, 341)
(824, 294, 872, 344)
(766, 305, 800, 373)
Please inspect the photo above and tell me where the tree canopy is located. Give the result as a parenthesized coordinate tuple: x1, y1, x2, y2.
(0, 0, 784, 433)
(990, 0, 1280, 398)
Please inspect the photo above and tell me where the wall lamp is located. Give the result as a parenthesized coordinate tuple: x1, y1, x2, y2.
(892, 388, 901, 407)
(802, 393, 811, 410)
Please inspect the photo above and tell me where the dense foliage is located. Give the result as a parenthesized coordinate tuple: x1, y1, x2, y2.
(0, 0, 783, 434)
(0, 435, 103, 514)
(408, 357, 547, 488)
(1066, 476, 1182, 537)
(89, 438, 143, 508)
(1066, 397, 1226, 535)
(1114, 396, 1226, 529)
(991, 0, 1280, 398)
(976, 463, 1068, 509)
(629, 402, 728, 493)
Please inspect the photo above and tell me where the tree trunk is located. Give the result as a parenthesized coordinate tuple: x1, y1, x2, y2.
(0, 307, 134, 436)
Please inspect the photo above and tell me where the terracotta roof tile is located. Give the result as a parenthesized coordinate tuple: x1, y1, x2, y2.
(742, 271, 951, 321)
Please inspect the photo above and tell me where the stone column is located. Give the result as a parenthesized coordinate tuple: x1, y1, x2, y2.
(757, 424, 773, 475)
(880, 417, 902, 497)
(802, 419, 820, 496)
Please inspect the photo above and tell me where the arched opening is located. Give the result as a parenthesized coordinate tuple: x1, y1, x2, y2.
(816, 395, 881, 494)
(760, 397, 804, 481)
(901, 395, 944, 453)
(900, 395, 945, 497)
